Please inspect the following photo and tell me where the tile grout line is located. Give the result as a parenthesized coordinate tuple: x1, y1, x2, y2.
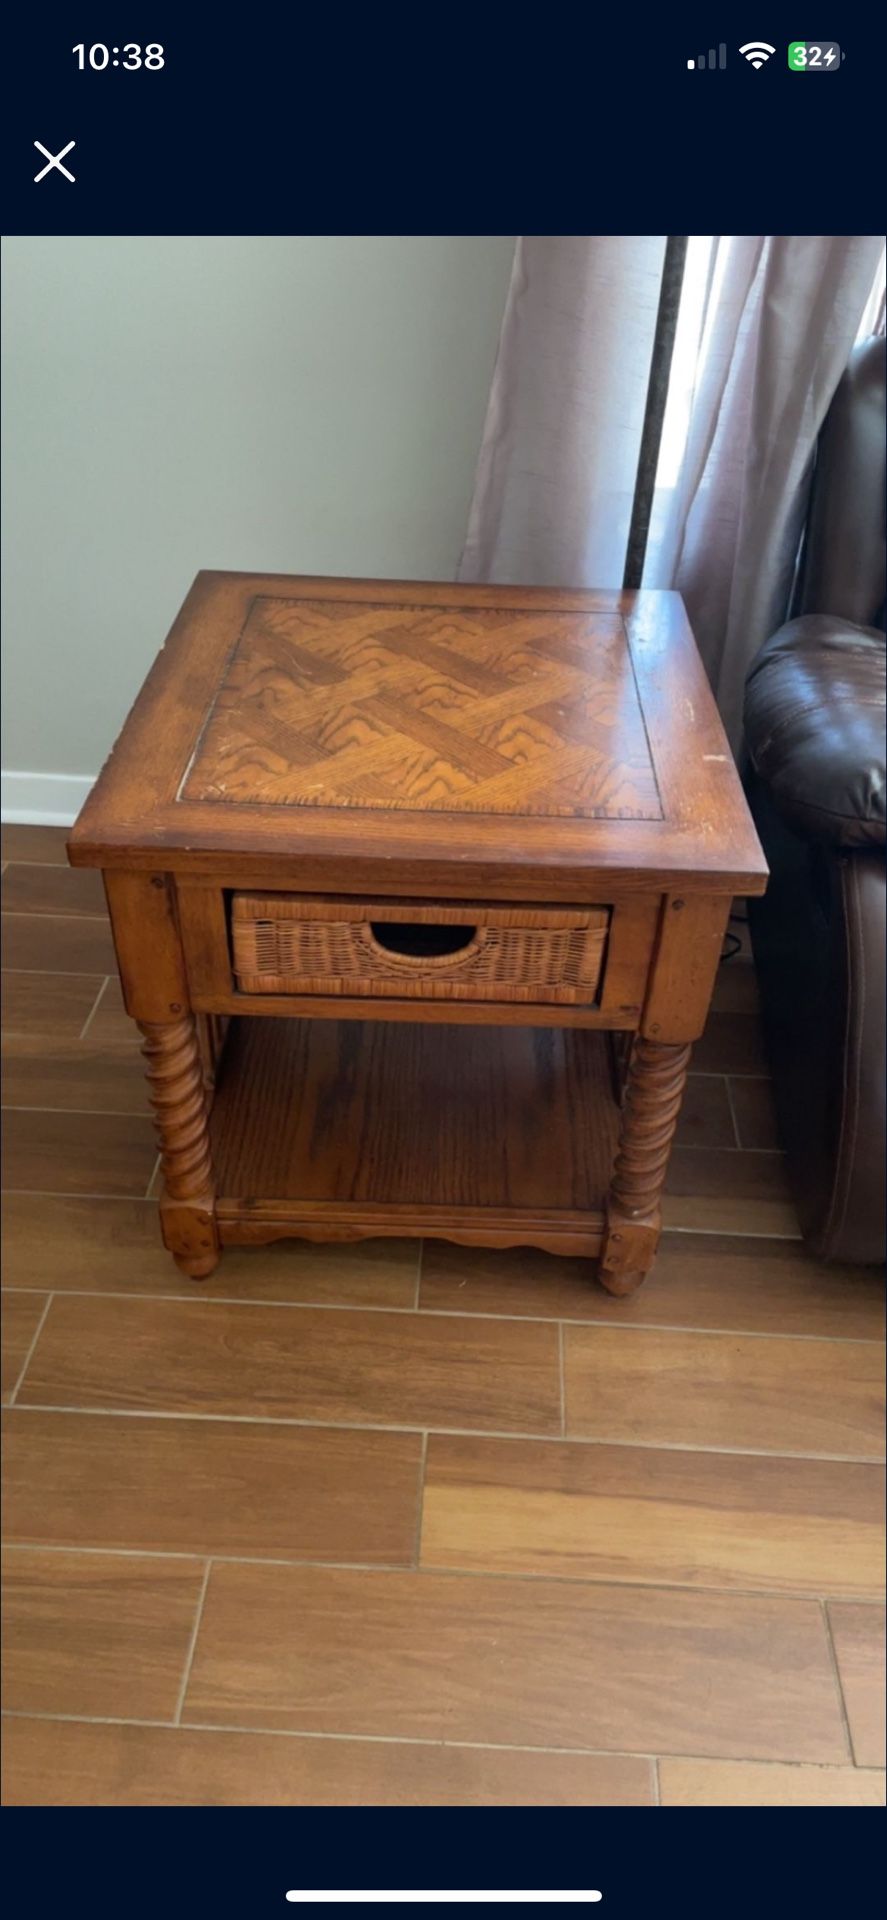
(723, 1078, 743, 1151)
(5, 1290, 875, 1344)
(77, 977, 110, 1043)
(10, 1706, 872, 1776)
(0, 1708, 658, 1765)
(3, 1538, 882, 1607)
(2, 1190, 162, 1204)
(655, 1222, 803, 1240)
(2, 1544, 422, 1575)
(820, 1599, 858, 1766)
(3, 965, 115, 979)
(0, 867, 879, 1858)
(5, 1109, 152, 1121)
(412, 1431, 429, 1568)
(0, 1284, 879, 1345)
(7, 1707, 879, 1780)
(9, 1401, 884, 1464)
(0, 833, 880, 1828)
(6, 1282, 879, 1351)
(7, 1293, 54, 1406)
(145, 1154, 162, 1200)
(557, 1323, 566, 1436)
(173, 1561, 213, 1727)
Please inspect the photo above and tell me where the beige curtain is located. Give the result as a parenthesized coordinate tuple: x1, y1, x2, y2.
(461, 234, 885, 749)
(458, 235, 667, 588)
(645, 235, 886, 747)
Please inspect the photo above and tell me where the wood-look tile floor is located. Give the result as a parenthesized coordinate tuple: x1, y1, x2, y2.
(1, 825, 885, 1808)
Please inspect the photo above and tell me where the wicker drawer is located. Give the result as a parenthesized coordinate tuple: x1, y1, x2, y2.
(230, 894, 610, 1005)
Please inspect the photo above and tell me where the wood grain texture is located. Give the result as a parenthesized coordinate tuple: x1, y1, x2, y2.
(62, 583, 765, 1283)
(1, 1547, 205, 1720)
(2, 864, 106, 918)
(210, 1015, 619, 1223)
(611, 1041, 691, 1218)
(2, 972, 104, 1042)
(1, 1293, 48, 1403)
(659, 1758, 886, 1807)
(663, 1145, 798, 1237)
(3, 1409, 421, 1565)
(0, 1193, 418, 1305)
(642, 894, 731, 1042)
(139, 1013, 214, 1190)
(564, 1326, 885, 1458)
(83, 977, 141, 1046)
(421, 1435, 885, 1597)
(729, 1076, 781, 1150)
(643, 1234, 885, 1339)
(184, 596, 662, 821)
(138, 1015, 218, 1275)
(417, 1235, 886, 1338)
(1, 1717, 654, 1807)
(184, 1560, 846, 1760)
(692, 1010, 769, 1075)
(2, 912, 117, 974)
(1, 825, 70, 864)
(711, 956, 760, 1013)
(103, 871, 191, 1025)
(2, 1040, 150, 1115)
(600, 1037, 693, 1287)
(666, 1147, 793, 1209)
(17, 1294, 562, 1434)
(1, 1109, 158, 1198)
(674, 1076, 737, 1148)
(68, 574, 767, 895)
(192, 985, 635, 1033)
(602, 1039, 691, 1284)
(827, 1603, 887, 1767)
(5, 797, 880, 1800)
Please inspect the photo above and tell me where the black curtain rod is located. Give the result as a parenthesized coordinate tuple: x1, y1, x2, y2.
(622, 236, 689, 591)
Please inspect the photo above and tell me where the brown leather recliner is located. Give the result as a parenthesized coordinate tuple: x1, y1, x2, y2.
(744, 336, 886, 1264)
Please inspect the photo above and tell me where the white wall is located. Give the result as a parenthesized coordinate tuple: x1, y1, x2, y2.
(1, 235, 514, 814)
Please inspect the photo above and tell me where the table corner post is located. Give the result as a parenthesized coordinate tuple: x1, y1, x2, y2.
(104, 867, 221, 1279)
(599, 890, 731, 1295)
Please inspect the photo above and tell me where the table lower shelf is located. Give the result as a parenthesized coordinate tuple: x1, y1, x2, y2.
(209, 1015, 622, 1256)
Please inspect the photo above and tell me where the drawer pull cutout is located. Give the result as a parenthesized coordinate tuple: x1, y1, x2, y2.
(366, 922, 481, 966)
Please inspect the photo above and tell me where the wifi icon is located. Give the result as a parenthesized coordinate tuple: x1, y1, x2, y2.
(739, 40, 776, 67)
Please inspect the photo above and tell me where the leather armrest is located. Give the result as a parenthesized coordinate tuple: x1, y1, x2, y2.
(744, 615, 886, 848)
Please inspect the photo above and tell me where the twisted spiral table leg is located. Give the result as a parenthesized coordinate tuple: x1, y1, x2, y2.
(599, 1037, 691, 1295)
(139, 1014, 220, 1277)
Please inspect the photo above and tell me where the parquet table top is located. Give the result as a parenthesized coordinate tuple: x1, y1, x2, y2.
(69, 572, 768, 897)
(183, 596, 662, 820)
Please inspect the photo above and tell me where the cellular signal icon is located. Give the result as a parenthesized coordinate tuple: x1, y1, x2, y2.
(687, 43, 727, 68)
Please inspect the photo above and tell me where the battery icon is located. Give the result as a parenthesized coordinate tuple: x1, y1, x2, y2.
(788, 42, 843, 69)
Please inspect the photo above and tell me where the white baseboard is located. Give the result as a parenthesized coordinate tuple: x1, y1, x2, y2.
(1, 771, 95, 826)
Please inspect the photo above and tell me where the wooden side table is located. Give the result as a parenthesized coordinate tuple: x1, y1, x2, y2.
(68, 573, 766, 1294)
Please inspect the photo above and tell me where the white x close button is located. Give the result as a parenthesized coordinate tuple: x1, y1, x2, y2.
(34, 140, 76, 183)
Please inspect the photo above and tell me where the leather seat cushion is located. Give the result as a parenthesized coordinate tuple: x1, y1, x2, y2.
(744, 615, 886, 847)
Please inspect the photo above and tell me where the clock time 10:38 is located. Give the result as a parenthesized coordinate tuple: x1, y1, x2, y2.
(72, 44, 164, 69)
